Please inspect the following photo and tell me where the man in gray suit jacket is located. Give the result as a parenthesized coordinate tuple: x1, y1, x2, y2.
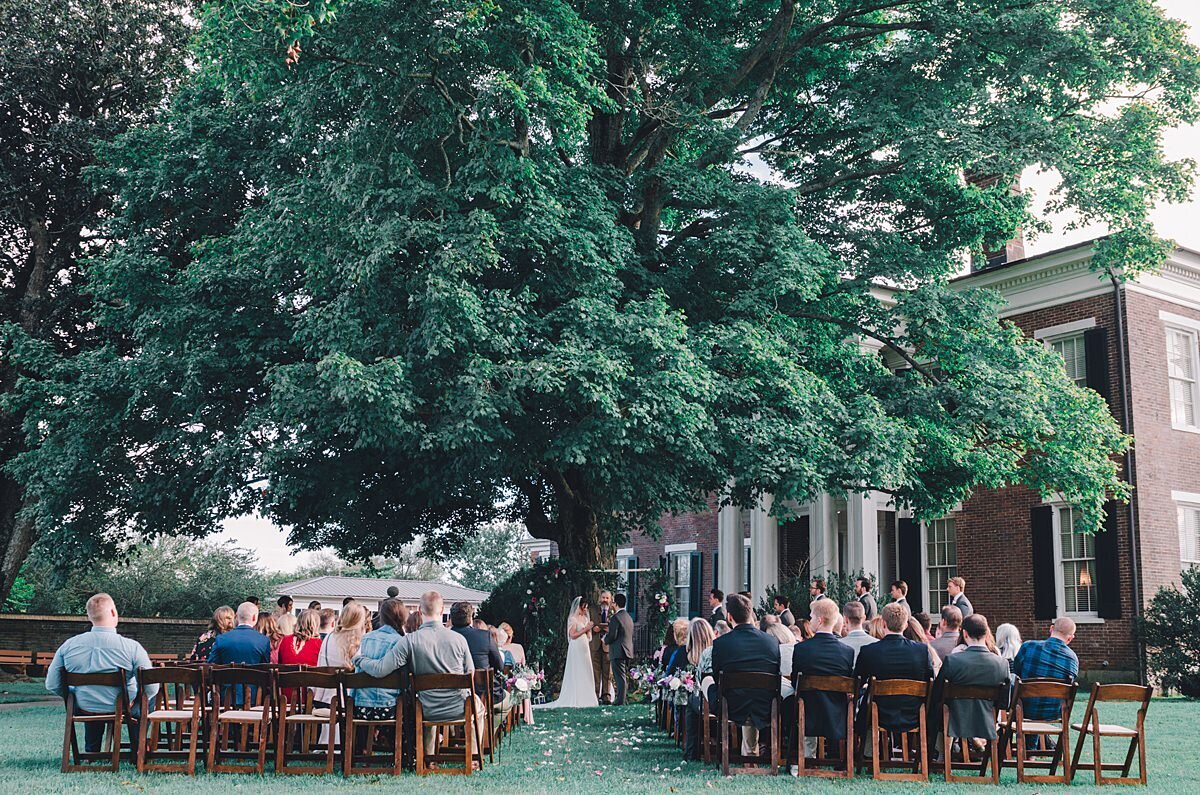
(354, 590, 483, 757)
(603, 593, 635, 705)
(932, 614, 1008, 756)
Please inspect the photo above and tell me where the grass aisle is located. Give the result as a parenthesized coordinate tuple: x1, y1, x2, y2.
(1, 699, 1199, 792)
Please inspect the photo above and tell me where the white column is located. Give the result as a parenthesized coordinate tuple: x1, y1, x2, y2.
(846, 491, 880, 578)
(809, 493, 834, 576)
(750, 494, 779, 601)
(718, 501, 742, 596)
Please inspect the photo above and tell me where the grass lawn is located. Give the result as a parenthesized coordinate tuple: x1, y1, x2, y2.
(0, 678, 56, 704)
(0, 698, 1195, 793)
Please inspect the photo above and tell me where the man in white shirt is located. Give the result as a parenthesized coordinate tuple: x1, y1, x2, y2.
(837, 601, 877, 663)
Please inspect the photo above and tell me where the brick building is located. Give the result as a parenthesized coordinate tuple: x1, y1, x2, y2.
(618, 238, 1200, 679)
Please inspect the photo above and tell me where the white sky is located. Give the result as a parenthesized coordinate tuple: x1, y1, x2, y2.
(217, 2, 1200, 572)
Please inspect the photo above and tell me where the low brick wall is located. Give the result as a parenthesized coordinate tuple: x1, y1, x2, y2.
(0, 614, 207, 657)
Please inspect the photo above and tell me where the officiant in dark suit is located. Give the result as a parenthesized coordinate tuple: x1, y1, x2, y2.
(708, 593, 780, 754)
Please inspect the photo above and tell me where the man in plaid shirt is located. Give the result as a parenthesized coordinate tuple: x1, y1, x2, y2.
(1012, 617, 1079, 720)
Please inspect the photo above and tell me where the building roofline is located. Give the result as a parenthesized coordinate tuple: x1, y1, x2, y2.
(951, 237, 1107, 284)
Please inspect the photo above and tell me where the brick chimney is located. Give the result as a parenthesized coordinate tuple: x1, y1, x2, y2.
(965, 172, 1026, 270)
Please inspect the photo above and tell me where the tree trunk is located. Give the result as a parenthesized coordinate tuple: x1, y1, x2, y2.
(0, 475, 34, 608)
(534, 469, 614, 572)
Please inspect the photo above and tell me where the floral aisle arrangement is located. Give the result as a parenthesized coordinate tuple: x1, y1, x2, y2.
(639, 566, 675, 648)
(501, 664, 545, 704)
(663, 667, 700, 706)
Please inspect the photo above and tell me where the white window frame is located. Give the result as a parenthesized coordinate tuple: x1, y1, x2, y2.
(1045, 332, 1089, 388)
(743, 536, 752, 592)
(1051, 504, 1102, 622)
(1164, 322, 1200, 433)
(666, 543, 696, 616)
(920, 517, 958, 621)
(615, 550, 635, 598)
(1172, 493, 1200, 571)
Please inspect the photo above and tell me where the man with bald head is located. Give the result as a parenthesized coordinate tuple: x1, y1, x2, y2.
(208, 601, 271, 665)
(1012, 617, 1079, 722)
(45, 593, 157, 753)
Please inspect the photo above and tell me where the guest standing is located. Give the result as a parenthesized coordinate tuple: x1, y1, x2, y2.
(809, 579, 828, 604)
(774, 595, 796, 627)
(189, 605, 234, 661)
(947, 577, 973, 619)
(273, 595, 297, 635)
(854, 577, 878, 620)
(45, 593, 158, 753)
(709, 589, 727, 627)
(888, 580, 910, 612)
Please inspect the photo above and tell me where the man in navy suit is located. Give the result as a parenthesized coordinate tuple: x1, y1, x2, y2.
(708, 593, 780, 756)
(791, 597, 855, 758)
(854, 602, 933, 735)
(208, 601, 271, 664)
(450, 602, 504, 702)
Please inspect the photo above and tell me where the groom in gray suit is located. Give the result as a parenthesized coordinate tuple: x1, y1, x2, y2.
(603, 593, 635, 705)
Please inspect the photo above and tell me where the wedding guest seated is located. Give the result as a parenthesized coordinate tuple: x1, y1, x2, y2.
(450, 602, 504, 704)
(278, 609, 323, 667)
(914, 611, 933, 635)
(714, 620, 731, 637)
(904, 615, 942, 676)
(274, 595, 297, 635)
(932, 614, 1009, 760)
(255, 613, 283, 664)
(792, 597, 855, 761)
(866, 616, 887, 640)
(683, 618, 716, 760)
(995, 623, 1023, 665)
(1011, 617, 1078, 723)
(708, 594, 780, 757)
(45, 593, 158, 753)
(354, 591, 483, 759)
(189, 605, 234, 661)
(759, 613, 780, 632)
(931, 605, 964, 661)
(854, 603, 934, 738)
(665, 618, 690, 674)
(764, 623, 797, 699)
(353, 598, 409, 720)
(472, 618, 489, 631)
(789, 624, 806, 643)
(796, 619, 814, 641)
(497, 622, 525, 665)
(405, 610, 422, 635)
(308, 601, 322, 610)
(208, 601, 270, 665)
(319, 608, 336, 640)
(838, 602, 878, 663)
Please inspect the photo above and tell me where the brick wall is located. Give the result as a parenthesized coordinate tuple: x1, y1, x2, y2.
(0, 614, 207, 657)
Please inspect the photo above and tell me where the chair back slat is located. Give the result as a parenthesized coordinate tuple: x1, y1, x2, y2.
(942, 683, 1007, 702)
(868, 677, 929, 698)
(1092, 683, 1152, 703)
(209, 667, 272, 687)
(342, 671, 406, 690)
(276, 670, 341, 690)
(63, 670, 127, 687)
(137, 666, 203, 688)
(1014, 678, 1076, 701)
(795, 674, 857, 695)
(413, 673, 473, 691)
(718, 671, 779, 693)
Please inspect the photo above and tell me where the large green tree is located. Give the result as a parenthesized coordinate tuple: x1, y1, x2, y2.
(7, 0, 1198, 582)
(0, 0, 189, 603)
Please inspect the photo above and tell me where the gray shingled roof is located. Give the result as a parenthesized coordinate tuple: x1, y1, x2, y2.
(274, 576, 489, 603)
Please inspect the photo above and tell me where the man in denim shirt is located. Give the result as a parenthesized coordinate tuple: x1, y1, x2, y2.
(46, 593, 158, 752)
(353, 598, 410, 719)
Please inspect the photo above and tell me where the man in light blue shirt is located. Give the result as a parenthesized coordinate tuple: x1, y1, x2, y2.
(45, 593, 157, 752)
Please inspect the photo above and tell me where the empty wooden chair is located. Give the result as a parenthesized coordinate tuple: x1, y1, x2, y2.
(1070, 683, 1152, 785)
(136, 666, 205, 774)
(412, 673, 483, 775)
(939, 682, 1007, 784)
(60, 670, 132, 772)
(715, 671, 782, 776)
(1001, 678, 1077, 783)
(275, 669, 342, 775)
(342, 671, 408, 775)
(793, 674, 858, 779)
(207, 666, 274, 773)
(859, 677, 930, 782)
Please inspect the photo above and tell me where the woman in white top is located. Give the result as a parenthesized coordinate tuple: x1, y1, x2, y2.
(314, 601, 368, 742)
(764, 622, 797, 698)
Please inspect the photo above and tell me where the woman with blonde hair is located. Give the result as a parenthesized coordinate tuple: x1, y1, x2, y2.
(314, 602, 369, 742)
(279, 609, 323, 667)
(189, 605, 235, 661)
(255, 613, 283, 663)
(686, 618, 715, 673)
(664, 617, 690, 674)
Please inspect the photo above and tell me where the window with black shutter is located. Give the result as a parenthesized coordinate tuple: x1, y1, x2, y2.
(1031, 505, 1058, 620)
(689, 551, 703, 618)
(1095, 501, 1123, 618)
(627, 556, 639, 622)
(1084, 327, 1112, 405)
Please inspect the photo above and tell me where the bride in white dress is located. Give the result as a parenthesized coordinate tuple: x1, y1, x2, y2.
(535, 596, 599, 709)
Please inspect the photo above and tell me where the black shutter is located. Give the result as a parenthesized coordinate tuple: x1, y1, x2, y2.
(1031, 506, 1058, 620)
(897, 518, 923, 614)
(628, 556, 639, 622)
(689, 551, 703, 618)
(1095, 501, 1123, 619)
(1084, 327, 1111, 404)
(712, 551, 719, 596)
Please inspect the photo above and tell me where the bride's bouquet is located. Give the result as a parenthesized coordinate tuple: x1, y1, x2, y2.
(502, 664, 545, 704)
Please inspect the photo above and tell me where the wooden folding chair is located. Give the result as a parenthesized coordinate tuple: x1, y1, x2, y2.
(412, 673, 483, 775)
(472, 668, 497, 764)
(275, 670, 342, 774)
(342, 671, 408, 775)
(60, 670, 132, 772)
(207, 666, 274, 773)
(1070, 683, 1152, 785)
(1000, 678, 1077, 783)
(148, 653, 180, 667)
(716, 671, 782, 776)
(699, 689, 721, 763)
(859, 677, 930, 782)
(794, 674, 857, 779)
(940, 682, 1007, 784)
(136, 666, 204, 774)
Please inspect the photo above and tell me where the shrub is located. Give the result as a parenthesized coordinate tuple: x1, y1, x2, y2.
(761, 569, 871, 621)
(1141, 567, 1200, 697)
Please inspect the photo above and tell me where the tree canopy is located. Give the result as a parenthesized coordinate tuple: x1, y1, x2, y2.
(6, 0, 1198, 579)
